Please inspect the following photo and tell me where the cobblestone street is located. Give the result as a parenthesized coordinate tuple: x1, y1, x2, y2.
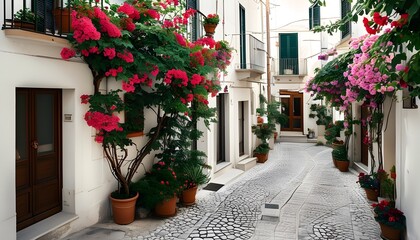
(64, 142, 381, 240)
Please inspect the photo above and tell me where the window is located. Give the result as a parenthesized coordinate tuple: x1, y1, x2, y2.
(341, 0, 351, 39)
(279, 33, 298, 75)
(239, 4, 246, 69)
(309, 3, 320, 30)
(187, 0, 201, 42)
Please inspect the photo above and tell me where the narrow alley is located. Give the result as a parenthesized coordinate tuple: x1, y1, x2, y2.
(62, 142, 381, 240)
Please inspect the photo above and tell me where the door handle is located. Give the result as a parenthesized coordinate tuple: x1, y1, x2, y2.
(31, 140, 39, 149)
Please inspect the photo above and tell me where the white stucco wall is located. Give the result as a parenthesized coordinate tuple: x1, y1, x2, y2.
(398, 100, 420, 239)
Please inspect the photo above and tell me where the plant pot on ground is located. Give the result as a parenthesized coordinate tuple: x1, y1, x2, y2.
(372, 200, 405, 240)
(177, 164, 210, 206)
(332, 145, 349, 172)
(109, 192, 139, 224)
(253, 143, 270, 163)
(131, 159, 181, 218)
(357, 172, 380, 201)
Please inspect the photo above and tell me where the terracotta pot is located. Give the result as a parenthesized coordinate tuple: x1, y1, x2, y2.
(379, 223, 401, 240)
(254, 152, 268, 163)
(155, 196, 177, 217)
(109, 192, 139, 225)
(204, 23, 217, 36)
(53, 8, 73, 33)
(274, 132, 278, 141)
(12, 20, 35, 30)
(182, 186, 198, 206)
(364, 188, 378, 202)
(335, 160, 349, 172)
(257, 116, 263, 124)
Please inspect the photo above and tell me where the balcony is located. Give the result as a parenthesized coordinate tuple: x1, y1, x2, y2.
(273, 58, 307, 83)
(235, 34, 266, 82)
(1, 0, 104, 38)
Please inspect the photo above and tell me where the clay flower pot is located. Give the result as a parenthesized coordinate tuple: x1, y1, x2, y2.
(254, 152, 268, 163)
(364, 188, 378, 202)
(379, 223, 401, 240)
(182, 186, 198, 206)
(155, 196, 177, 217)
(109, 192, 139, 225)
(335, 160, 349, 172)
(204, 23, 217, 37)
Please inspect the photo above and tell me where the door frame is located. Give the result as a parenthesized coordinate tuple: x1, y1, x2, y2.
(280, 90, 303, 132)
(16, 88, 63, 231)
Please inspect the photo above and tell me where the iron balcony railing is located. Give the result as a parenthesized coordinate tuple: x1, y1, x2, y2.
(187, 9, 205, 42)
(236, 34, 265, 73)
(2, 0, 104, 37)
(275, 58, 307, 75)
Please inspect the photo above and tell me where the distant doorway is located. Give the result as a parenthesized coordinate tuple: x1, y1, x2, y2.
(280, 90, 303, 132)
(16, 88, 62, 231)
(216, 94, 227, 163)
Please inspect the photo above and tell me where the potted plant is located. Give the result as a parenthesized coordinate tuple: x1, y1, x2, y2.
(372, 200, 406, 240)
(131, 159, 181, 217)
(13, 8, 36, 30)
(203, 13, 219, 37)
(178, 164, 210, 206)
(266, 99, 288, 141)
(331, 144, 349, 172)
(357, 172, 380, 201)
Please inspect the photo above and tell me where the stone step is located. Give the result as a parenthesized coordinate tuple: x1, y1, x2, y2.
(236, 157, 257, 171)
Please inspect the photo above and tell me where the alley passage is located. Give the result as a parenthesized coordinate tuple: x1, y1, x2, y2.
(65, 143, 381, 240)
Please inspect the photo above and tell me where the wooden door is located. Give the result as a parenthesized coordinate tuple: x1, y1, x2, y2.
(16, 88, 62, 231)
(280, 91, 303, 132)
(361, 106, 369, 166)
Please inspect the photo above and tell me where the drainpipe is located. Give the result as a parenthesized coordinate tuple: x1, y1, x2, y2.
(266, 0, 271, 103)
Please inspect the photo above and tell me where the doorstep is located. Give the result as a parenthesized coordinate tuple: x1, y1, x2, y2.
(17, 212, 78, 240)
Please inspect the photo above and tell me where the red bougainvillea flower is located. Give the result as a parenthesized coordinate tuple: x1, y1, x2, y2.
(60, 47, 76, 60)
(174, 32, 187, 46)
(363, 17, 378, 34)
(117, 50, 134, 63)
(147, 9, 160, 20)
(373, 12, 388, 26)
(391, 13, 409, 28)
(80, 94, 90, 104)
(103, 48, 116, 59)
(71, 11, 101, 43)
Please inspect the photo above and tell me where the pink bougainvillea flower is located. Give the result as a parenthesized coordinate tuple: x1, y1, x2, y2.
(151, 65, 159, 76)
(95, 135, 104, 143)
(174, 32, 187, 46)
(117, 2, 140, 20)
(117, 50, 134, 63)
(71, 11, 101, 43)
(103, 48, 116, 60)
(60, 47, 76, 60)
(147, 9, 160, 20)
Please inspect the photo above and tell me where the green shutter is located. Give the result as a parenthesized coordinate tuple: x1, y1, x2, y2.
(239, 5, 246, 69)
(279, 33, 298, 74)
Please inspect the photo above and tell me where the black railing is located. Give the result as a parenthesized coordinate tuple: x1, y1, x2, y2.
(187, 9, 205, 42)
(237, 34, 265, 72)
(2, 0, 104, 37)
(276, 58, 307, 75)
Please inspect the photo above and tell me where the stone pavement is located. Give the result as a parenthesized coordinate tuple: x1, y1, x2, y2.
(63, 142, 381, 240)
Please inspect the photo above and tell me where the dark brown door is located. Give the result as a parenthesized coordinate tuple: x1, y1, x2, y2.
(280, 91, 303, 132)
(238, 101, 245, 156)
(16, 88, 62, 231)
(361, 106, 369, 166)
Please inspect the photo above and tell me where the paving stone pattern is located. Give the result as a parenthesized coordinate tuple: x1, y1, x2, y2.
(70, 142, 381, 240)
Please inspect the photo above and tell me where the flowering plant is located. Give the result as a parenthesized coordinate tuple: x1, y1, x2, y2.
(61, 0, 231, 198)
(203, 13, 219, 25)
(357, 172, 379, 190)
(131, 160, 182, 210)
(372, 200, 406, 229)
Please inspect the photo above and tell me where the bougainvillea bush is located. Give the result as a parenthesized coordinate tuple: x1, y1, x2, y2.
(61, 0, 232, 198)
